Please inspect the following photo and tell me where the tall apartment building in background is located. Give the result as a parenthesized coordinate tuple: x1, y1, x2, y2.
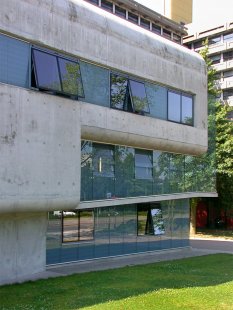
(184, 22, 233, 113)
(0, 0, 215, 285)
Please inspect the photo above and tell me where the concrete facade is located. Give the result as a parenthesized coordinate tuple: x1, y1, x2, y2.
(0, 0, 211, 285)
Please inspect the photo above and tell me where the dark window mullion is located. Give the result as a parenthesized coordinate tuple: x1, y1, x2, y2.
(56, 56, 64, 93)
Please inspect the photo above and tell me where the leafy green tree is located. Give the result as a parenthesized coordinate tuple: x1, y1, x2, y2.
(197, 40, 233, 228)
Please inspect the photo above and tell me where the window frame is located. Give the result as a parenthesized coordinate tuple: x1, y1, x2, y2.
(31, 47, 84, 99)
(110, 73, 150, 115)
(167, 90, 194, 126)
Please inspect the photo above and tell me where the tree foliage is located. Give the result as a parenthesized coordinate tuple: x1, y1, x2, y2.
(200, 40, 233, 211)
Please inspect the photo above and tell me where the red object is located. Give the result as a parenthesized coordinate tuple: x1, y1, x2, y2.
(196, 202, 208, 228)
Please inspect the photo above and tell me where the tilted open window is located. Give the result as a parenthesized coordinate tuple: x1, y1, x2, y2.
(137, 204, 165, 236)
(31, 48, 84, 99)
(110, 73, 150, 115)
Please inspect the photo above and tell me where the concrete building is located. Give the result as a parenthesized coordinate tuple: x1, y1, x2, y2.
(184, 22, 233, 108)
(0, 0, 216, 285)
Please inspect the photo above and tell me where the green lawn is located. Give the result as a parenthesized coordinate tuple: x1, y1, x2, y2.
(0, 254, 233, 310)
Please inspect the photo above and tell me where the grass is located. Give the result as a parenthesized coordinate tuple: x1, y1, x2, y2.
(0, 254, 233, 310)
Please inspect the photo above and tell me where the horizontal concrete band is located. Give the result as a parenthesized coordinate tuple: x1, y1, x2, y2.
(0, 192, 217, 214)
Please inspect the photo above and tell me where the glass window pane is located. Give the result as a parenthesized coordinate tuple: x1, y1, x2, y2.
(140, 17, 150, 30)
(32, 49, 61, 91)
(128, 12, 138, 24)
(129, 80, 149, 113)
(223, 32, 233, 42)
(111, 74, 128, 110)
(93, 143, 115, 178)
(115, 5, 126, 18)
(101, 0, 113, 12)
(194, 40, 203, 49)
(145, 83, 167, 120)
(163, 29, 171, 39)
(209, 54, 221, 64)
(135, 149, 152, 179)
(58, 58, 84, 97)
(182, 95, 193, 125)
(79, 210, 94, 241)
(209, 36, 221, 45)
(152, 24, 161, 35)
(168, 91, 181, 122)
(223, 51, 233, 61)
(151, 207, 165, 235)
(173, 34, 181, 44)
(62, 211, 79, 242)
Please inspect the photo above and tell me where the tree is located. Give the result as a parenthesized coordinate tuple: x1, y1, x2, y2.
(197, 40, 233, 229)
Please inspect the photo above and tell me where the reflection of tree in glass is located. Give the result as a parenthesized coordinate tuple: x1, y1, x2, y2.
(151, 208, 165, 235)
(132, 96, 148, 114)
(60, 61, 84, 96)
(111, 74, 127, 109)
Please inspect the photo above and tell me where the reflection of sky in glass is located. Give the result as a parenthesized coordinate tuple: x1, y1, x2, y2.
(129, 80, 149, 113)
(151, 208, 165, 235)
(182, 95, 193, 124)
(33, 50, 61, 91)
(58, 58, 79, 96)
(168, 91, 180, 122)
(135, 150, 152, 179)
(111, 74, 128, 109)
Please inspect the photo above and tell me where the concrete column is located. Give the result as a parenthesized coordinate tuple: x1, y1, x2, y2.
(0, 212, 47, 285)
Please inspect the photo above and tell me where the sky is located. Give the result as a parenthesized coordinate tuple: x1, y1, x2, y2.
(135, 0, 233, 32)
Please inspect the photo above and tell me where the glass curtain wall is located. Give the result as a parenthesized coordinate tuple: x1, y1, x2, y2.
(46, 200, 190, 264)
(81, 141, 216, 202)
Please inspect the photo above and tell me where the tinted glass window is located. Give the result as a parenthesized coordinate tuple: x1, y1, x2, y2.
(223, 32, 233, 42)
(129, 80, 149, 113)
(58, 58, 84, 97)
(223, 51, 233, 61)
(93, 144, 115, 178)
(163, 29, 171, 39)
(62, 210, 94, 243)
(135, 149, 153, 179)
(209, 36, 221, 45)
(173, 34, 181, 44)
(140, 17, 150, 30)
(137, 204, 165, 235)
(110, 74, 128, 110)
(182, 95, 193, 125)
(223, 70, 233, 78)
(128, 12, 138, 24)
(152, 24, 161, 35)
(168, 91, 181, 122)
(33, 49, 61, 91)
(115, 5, 126, 18)
(101, 0, 113, 12)
(209, 54, 221, 64)
(194, 40, 203, 49)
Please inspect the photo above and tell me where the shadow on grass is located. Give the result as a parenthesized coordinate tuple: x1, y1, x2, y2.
(0, 254, 233, 309)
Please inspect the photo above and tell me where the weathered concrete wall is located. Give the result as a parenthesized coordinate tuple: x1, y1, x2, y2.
(0, 84, 81, 213)
(0, 212, 47, 285)
(80, 101, 207, 155)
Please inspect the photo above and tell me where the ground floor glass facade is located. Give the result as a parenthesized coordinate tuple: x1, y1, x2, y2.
(46, 199, 190, 264)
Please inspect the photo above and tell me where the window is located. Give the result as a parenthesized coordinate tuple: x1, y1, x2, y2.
(93, 143, 115, 178)
(110, 73, 150, 114)
(137, 204, 165, 236)
(223, 88, 233, 100)
(223, 51, 233, 61)
(135, 149, 153, 179)
(87, 0, 99, 4)
(62, 210, 94, 243)
(173, 33, 181, 44)
(209, 54, 221, 64)
(152, 23, 161, 35)
(223, 70, 233, 79)
(128, 12, 138, 24)
(115, 5, 126, 18)
(168, 91, 193, 125)
(209, 36, 221, 45)
(101, 0, 113, 12)
(31, 48, 84, 98)
(223, 32, 233, 42)
(140, 17, 150, 30)
(163, 29, 171, 40)
(193, 40, 203, 49)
